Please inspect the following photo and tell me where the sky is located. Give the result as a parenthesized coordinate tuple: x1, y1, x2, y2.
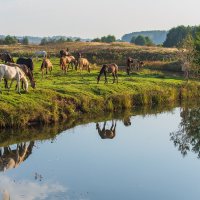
(0, 0, 200, 39)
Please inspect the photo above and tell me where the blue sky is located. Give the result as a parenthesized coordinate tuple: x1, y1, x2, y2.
(0, 0, 199, 39)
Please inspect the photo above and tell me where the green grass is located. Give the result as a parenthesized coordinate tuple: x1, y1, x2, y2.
(0, 57, 199, 127)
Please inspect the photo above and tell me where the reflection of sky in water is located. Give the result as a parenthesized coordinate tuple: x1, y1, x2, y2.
(0, 175, 66, 200)
(0, 108, 200, 200)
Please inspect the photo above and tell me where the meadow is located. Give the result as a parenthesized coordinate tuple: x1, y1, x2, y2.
(0, 42, 199, 127)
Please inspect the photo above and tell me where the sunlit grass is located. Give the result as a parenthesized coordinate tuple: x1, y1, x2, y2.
(0, 57, 199, 127)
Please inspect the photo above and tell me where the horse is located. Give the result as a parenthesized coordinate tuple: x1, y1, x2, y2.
(33, 51, 47, 61)
(96, 121, 116, 139)
(60, 49, 70, 57)
(6, 62, 36, 88)
(77, 58, 90, 73)
(0, 53, 14, 63)
(60, 55, 77, 73)
(41, 58, 53, 78)
(0, 64, 29, 94)
(16, 57, 34, 71)
(126, 57, 144, 75)
(97, 63, 118, 84)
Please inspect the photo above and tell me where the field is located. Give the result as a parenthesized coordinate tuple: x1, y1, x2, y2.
(0, 42, 199, 127)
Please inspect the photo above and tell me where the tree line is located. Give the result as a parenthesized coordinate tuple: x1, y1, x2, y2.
(0, 35, 29, 45)
(40, 37, 81, 45)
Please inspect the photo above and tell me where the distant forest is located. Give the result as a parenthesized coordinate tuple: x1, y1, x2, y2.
(121, 31, 168, 45)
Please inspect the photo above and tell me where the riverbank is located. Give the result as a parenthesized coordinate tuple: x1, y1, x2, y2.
(0, 58, 199, 127)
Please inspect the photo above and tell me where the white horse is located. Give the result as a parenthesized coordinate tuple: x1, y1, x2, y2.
(0, 64, 28, 94)
(33, 51, 47, 61)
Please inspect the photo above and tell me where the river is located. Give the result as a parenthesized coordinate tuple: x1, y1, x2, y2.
(0, 105, 200, 200)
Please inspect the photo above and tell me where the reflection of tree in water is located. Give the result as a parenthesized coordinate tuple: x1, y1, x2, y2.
(170, 107, 200, 157)
(0, 141, 34, 172)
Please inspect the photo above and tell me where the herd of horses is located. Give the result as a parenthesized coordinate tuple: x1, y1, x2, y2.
(0, 50, 144, 94)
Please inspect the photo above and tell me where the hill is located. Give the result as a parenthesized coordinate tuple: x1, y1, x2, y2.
(121, 30, 168, 45)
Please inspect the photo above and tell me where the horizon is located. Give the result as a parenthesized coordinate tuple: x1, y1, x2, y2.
(0, 0, 200, 38)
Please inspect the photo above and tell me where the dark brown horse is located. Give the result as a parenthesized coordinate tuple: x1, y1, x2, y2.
(0, 53, 14, 63)
(97, 64, 118, 84)
(126, 57, 144, 75)
(60, 49, 70, 57)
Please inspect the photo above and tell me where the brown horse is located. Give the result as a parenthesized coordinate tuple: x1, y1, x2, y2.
(77, 57, 90, 73)
(96, 121, 116, 139)
(0, 53, 14, 63)
(97, 63, 118, 84)
(126, 57, 144, 75)
(6, 62, 36, 89)
(41, 58, 53, 78)
(60, 56, 77, 73)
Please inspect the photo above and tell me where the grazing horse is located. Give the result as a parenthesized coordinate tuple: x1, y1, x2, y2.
(97, 63, 118, 84)
(0, 53, 14, 63)
(96, 121, 116, 139)
(6, 62, 36, 88)
(41, 58, 53, 78)
(77, 58, 90, 73)
(60, 56, 77, 73)
(33, 51, 47, 61)
(0, 64, 28, 94)
(126, 57, 144, 75)
(16, 57, 34, 72)
(60, 49, 70, 57)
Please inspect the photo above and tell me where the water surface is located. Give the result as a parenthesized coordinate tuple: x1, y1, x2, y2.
(0, 106, 200, 200)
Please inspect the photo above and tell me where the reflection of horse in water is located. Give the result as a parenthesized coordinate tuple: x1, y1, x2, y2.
(0, 141, 34, 172)
(123, 116, 131, 126)
(96, 121, 116, 139)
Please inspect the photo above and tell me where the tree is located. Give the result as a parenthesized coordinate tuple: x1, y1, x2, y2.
(75, 38, 81, 42)
(22, 36, 29, 45)
(163, 26, 191, 47)
(91, 38, 101, 42)
(40, 37, 48, 45)
(144, 36, 154, 46)
(134, 35, 146, 46)
(101, 35, 116, 43)
(4, 35, 18, 45)
(178, 35, 195, 79)
(130, 36, 136, 44)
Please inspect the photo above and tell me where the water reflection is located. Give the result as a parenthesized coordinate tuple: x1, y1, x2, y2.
(96, 120, 117, 139)
(0, 142, 34, 172)
(0, 174, 66, 200)
(170, 106, 200, 158)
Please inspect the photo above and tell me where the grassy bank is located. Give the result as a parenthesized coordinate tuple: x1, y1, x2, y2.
(0, 57, 199, 127)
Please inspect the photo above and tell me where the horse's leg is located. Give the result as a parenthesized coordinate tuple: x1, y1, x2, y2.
(116, 72, 118, 83)
(88, 65, 90, 73)
(4, 79, 8, 89)
(104, 71, 108, 83)
(97, 72, 103, 84)
(112, 73, 115, 84)
(46, 67, 48, 75)
(9, 79, 14, 92)
(17, 79, 21, 94)
(0, 77, 2, 94)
